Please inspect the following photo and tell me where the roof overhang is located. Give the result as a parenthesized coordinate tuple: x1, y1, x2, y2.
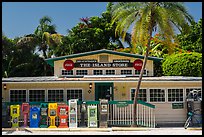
(45, 49, 163, 67)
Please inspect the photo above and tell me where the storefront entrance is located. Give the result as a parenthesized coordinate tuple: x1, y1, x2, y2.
(95, 83, 113, 101)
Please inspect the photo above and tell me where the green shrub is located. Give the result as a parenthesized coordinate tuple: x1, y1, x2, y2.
(162, 52, 202, 77)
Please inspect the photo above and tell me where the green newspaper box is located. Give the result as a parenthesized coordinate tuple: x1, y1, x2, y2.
(87, 105, 98, 128)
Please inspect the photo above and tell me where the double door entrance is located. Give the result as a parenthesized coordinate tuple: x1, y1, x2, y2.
(95, 83, 113, 101)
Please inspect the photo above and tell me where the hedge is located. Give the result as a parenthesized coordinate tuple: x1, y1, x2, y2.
(162, 52, 202, 77)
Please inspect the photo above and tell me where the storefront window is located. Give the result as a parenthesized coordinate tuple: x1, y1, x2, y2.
(121, 70, 132, 75)
(186, 88, 202, 100)
(29, 90, 45, 102)
(48, 89, 64, 102)
(76, 70, 88, 75)
(62, 70, 73, 76)
(150, 89, 165, 102)
(131, 89, 147, 101)
(135, 69, 147, 76)
(167, 88, 183, 102)
(10, 90, 26, 102)
(105, 70, 115, 75)
(67, 89, 82, 101)
(93, 70, 103, 75)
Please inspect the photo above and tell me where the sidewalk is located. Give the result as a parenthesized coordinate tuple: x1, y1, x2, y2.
(2, 127, 151, 132)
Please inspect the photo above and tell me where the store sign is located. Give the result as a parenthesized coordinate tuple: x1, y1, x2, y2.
(64, 59, 143, 69)
(133, 59, 143, 70)
(172, 103, 184, 109)
(63, 60, 74, 70)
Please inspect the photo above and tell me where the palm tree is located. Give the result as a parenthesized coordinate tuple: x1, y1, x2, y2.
(111, 2, 194, 127)
(17, 16, 62, 75)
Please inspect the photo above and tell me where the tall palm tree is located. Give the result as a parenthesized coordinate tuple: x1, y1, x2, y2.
(111, 2, 194, 127)
(17, 16, 62, 75)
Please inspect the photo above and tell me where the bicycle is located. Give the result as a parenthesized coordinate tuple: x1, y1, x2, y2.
(184, 108, 202, 129)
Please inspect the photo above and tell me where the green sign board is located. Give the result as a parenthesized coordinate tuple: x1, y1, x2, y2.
(172, 103, 184, 109)
(116, 101, 129, 107)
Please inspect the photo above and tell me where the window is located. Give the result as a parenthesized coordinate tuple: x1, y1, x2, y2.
(121, 70, 132, 75)
(150, 89, 165, 102)
(76, 70, 88, 75)
(48, 89, 64, 102)
(168, 88, 183, 102)
(186, 88, 202, 99)
(10, 90, 26, 102)
(93, 70, 103, 75)
(67, 89, 82, 101)
(131, 89, 147, 101)
(135, 69, 147, 76)
(105, 70, 115, 75)
(29, 90, 45, 102)
(62, 70, 73, 76)
(99, 55, 108, 62)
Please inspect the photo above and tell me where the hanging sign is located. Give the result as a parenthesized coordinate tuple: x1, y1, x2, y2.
(133, 59, 143, 70)
(63, 60, 74, 70)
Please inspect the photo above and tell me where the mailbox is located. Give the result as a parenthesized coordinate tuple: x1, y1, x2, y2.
(30, 106, 40, 128)
(99, 99, 108, 128)
(10, 105, 20, 128)
(57, 104, 69, 128)
(69, 99, 78, 128)
(40, 103, 48, 128)
(2, 102, 9, 128)
(48, 103, 57, 128)
(21, 103, 30, 127)
(87, 105, 98, 128)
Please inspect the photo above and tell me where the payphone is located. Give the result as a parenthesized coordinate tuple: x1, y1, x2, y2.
(69, 99, 78, 128)
(87, 105, 98, 128)
(57, 104, 69, 128)
(40, 103, 48, 128)
(2, 102, 9, 128)
(30, 106, 40, 128)
(10, 105, 20, 128)
(99, 99, 108, 128)
(48, 103, 57, 128)
(21, 103, 30, 127)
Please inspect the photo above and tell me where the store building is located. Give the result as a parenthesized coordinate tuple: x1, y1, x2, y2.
(2, 49, 202, 127)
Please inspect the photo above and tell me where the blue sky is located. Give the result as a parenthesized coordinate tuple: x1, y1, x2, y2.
(2, 2, 202, 39)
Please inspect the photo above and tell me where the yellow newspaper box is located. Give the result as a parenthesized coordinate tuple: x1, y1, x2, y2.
(10, 105, 20, 128)
(48, 103, 57, 128)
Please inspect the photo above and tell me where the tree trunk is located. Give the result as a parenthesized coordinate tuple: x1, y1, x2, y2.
(131, 33, 153, 127)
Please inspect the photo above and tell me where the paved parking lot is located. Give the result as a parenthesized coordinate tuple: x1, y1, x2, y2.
(2, 127, 202, 135)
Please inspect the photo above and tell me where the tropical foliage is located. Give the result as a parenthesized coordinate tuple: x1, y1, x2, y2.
(110, 2, 194, 126)
(162, 52, 202, 77)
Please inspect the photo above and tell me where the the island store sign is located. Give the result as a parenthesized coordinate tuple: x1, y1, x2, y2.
(63, 59, 143, 71)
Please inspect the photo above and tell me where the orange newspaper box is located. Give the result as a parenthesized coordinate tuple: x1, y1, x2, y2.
(57, 104, 69, 128)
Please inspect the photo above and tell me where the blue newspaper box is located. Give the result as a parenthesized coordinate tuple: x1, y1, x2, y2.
(30, 106, 40, 128)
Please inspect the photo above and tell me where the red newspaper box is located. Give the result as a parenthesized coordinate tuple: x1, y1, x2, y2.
(21, 103, 30, 127)
(57, 104, 69, 128)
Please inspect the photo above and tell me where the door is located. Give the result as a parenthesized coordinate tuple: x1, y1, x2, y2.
(95, 83, 113, 101)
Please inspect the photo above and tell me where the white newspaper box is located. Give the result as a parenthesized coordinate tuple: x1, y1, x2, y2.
(69, 99, 78, 128)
